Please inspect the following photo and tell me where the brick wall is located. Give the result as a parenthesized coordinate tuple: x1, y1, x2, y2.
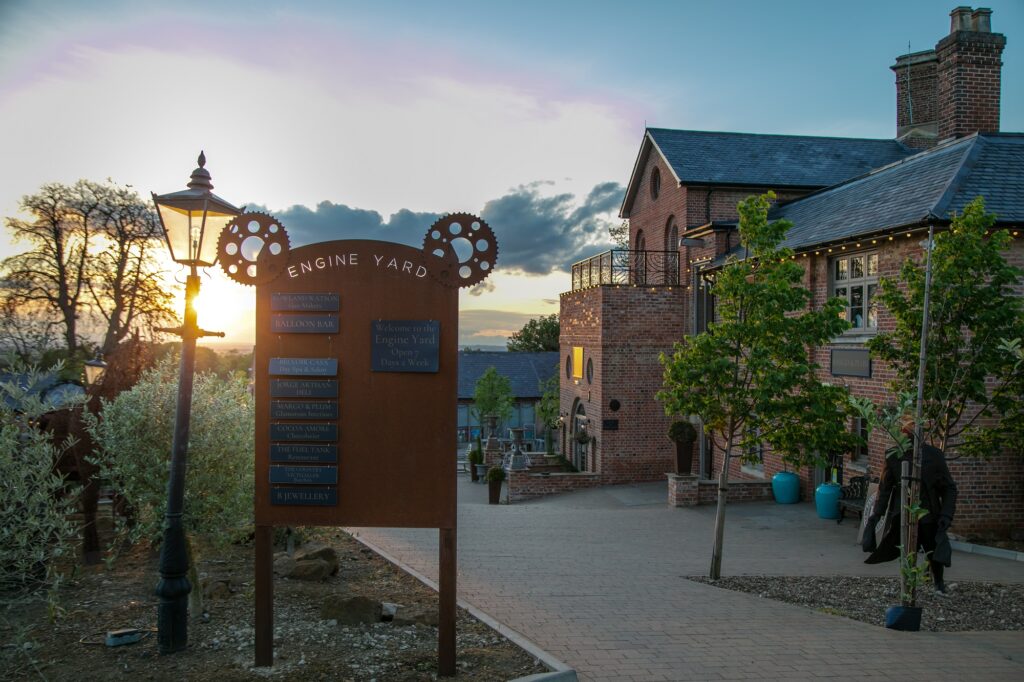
(667, 473, 773, 507)
(507, 471, 602, 502)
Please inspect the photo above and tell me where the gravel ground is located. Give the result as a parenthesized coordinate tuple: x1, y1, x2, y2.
(689, 575, 1024, 631)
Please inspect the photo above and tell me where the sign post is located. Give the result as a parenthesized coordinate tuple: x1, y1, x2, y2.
(216, 212, 498, 676)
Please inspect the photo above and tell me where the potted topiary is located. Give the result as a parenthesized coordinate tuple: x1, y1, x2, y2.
(668, 420, 698, 475)
(485, 466, 506, 504)
(468, 447, 483, 482)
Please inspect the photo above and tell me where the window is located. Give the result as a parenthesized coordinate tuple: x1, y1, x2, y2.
(650, 167, 661, 200)
(742, 428, 764, 476)
(832, 252, 879, 330)
(851, 416, 869, 464)
(665, 216, 678, 251)
(586, 358, 594, 384)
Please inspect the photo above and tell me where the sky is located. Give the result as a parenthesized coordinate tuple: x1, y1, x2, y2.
(1, 0, 1022, 348)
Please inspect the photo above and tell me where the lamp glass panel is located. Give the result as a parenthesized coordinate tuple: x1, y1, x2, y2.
(197, 210, 235, 265)
(157, 203, 194, 264)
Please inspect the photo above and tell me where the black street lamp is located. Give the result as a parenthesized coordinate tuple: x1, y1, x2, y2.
(151, 152, 241, 654)
(83, 355, 108, 388)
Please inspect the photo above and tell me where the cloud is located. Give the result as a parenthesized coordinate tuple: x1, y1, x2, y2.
(458, 309, 540, 347)
(259, 180, 624, 278)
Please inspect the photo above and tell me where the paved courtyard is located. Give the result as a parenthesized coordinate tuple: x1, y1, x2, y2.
(353, 478, 1024, 681)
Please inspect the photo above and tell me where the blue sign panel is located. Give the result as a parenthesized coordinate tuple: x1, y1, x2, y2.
(270, 379, 338, 398)
(270, 486, 338, 506)
(270, 443, 337, 463)
(371, 320, 440, 373)
(269, 465, 338, 485)
(271, 314, 339, 334)
(270, 423, 337, 442)
(271, 292, 340, 312)
(271, 400, 339, 420)
(269, 358, 338, 376)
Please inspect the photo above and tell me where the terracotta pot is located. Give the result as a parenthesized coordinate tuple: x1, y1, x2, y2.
(488, 478, 502, 504)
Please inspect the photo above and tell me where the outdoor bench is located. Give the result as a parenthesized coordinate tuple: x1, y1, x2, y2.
(837, 475, 869, 525)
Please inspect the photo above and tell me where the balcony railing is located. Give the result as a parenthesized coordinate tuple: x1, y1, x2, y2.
(571, 249, 680, 291)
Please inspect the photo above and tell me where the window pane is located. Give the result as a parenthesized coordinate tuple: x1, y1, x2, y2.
(851, 256, 864, 279)
(835, 259, 848, 281)
(867, 283, 878, 328)
(851, 285, 864, 328)
(867, 253, 879, 276)
(458, 404, 468, 427)
(834, 287, 848, 319)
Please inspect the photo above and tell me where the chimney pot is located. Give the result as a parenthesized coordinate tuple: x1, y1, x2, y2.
(971, 8, 992, 33)
(950, 6, 973, 33)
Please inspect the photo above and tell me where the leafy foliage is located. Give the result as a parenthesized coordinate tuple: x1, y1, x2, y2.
(0, 362, 79, 592)
(471, 366, 513, 423)
(609, 219, 630, 248)
(868, 198, 1024, 456)
(85, 357, 254, 546)
(658, 192, 857, 578)
(506, 314, 559, 352)
(537, 371, 560, 454)
(668, 420, 697, 444)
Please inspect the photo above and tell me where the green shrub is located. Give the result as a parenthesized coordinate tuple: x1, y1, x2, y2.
(485, 466, 506, 483)
(668, 420, 698, 444)
(86, 357, 254, 547)
(0, 363, 78, 592)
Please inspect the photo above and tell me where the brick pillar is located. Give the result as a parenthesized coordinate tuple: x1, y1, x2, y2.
(667, 473, 699, 507)
(891, 50, 939, 148)
(935, 6, 1006, 140)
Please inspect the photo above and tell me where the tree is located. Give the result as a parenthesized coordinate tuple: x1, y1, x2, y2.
(537, 371, 560, 454)
(609, 219, 629, 248)
(472, 366, 513, 426)
(507, 314, 559, 352)
(2, 180, 175, 356)
(658, 192, 856, 579)
(867, 197, 1024, 456)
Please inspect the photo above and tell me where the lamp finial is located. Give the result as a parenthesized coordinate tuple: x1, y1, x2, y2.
(198, 151, 206, 168)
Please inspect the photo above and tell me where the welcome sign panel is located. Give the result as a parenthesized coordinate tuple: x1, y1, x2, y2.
(254, 239, 457, 528)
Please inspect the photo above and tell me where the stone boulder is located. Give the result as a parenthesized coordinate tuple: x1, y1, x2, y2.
(292, 542, 339, 576)
(392, 605, 438, 627)
(320, 595, 382, 625)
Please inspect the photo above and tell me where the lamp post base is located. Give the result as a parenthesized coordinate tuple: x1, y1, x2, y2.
(156, 589, 191, 654)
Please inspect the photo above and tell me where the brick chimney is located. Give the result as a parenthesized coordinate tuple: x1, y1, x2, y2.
(893, 7, 1005, 148)
(935, 6, 1006, 140)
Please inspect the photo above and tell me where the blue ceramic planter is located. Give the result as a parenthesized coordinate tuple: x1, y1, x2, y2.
(815, 482, 841, 519)
(771, 471, 800, 504)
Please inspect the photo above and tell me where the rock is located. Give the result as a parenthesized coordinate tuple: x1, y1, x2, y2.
(392, 605, 438, 627)
(293, 542, 339, 575)
(289, 558, 334, 581)
(381, 602, 399, 620)
(202, 578, 234, 599)
(273, 555, 297, 577)
(320, 595, 382, 624)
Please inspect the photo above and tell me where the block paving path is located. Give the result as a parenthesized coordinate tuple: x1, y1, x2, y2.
(354, 478, 1024, 681)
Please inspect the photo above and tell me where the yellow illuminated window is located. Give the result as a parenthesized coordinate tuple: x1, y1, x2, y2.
(572, 347, 584, 379)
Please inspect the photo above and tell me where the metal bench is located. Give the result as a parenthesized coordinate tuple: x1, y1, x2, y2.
(837, 474, 869, 525)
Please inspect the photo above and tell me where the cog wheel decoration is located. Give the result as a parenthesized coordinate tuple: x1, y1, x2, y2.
(422, 213, 498, 288)
(218, 212, 290, 286)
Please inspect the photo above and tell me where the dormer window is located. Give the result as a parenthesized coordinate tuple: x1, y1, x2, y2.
(650, 167, 661, 200)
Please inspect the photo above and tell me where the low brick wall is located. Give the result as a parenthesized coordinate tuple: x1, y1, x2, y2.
(507, 471, 603, 503)
(667, 473, 773, 507)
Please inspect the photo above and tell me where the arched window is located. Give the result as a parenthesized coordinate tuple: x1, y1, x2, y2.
(650, 167, 661, 200)
(665, 216, 678, 251)
(634, 230, 647, 284)
(635, 229, 646, 251)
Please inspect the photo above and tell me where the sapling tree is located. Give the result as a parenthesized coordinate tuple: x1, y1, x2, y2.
(659, 192, 855, 579)
(868, 197, 1024, 456)
(472, 366, 514, 431)
(537, 372, 560, 455)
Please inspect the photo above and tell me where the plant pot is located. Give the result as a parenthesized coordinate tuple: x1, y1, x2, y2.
(469, 463, 479, 482)
(885, 605, 922, 631)
(474, 463, 489, 482)
(488, 478, 502, 504)
(772, 471, 800, 504)
(675, 441, 695, 475)
(815, 482, 841, 519)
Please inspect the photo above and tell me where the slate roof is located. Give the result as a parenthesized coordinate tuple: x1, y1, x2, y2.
(647, 128, 913, 189)
(771, 133, 1024, 250)
(457, 351, 559, 401)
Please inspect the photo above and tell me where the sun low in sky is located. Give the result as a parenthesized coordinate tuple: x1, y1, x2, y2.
(2, 0, 1022, 348)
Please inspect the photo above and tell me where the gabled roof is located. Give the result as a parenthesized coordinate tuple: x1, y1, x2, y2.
(457, 351, 559, 400)
(621, 128, 912, 217)
(772, 133, 1024, 250)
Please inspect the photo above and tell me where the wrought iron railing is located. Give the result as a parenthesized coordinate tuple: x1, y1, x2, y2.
(570, 249, 679, 291)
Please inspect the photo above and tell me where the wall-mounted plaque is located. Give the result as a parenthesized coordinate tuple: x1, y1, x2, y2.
(270, 443, 337, 463)
(271, 314, 339, 334)
(271, 400, 339, 420)
(269, 358, 338, 376)
(371, 320, 440, 373)
(270, 423, 338, 442)
(831, 348, 872, 378)
(602, 419, 619, 431)
(270, 465, 338, 485)
(270, 486, 337, 506)
(270, 379, 339, 398)
(271, 292, 340, 312)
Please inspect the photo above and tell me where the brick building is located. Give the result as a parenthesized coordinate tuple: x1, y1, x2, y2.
(557, 6, 1023, 537)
